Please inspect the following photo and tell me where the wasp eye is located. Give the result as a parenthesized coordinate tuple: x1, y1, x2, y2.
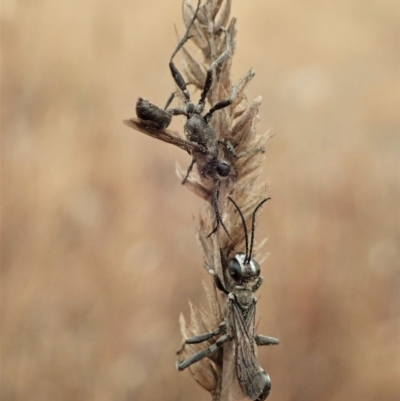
(216, 161, 230, 178)
(228, 257, 242, 281)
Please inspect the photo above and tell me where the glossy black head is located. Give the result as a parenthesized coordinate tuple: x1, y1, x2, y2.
(216, 160, 231, 178)
(228, 252, 260, 284)
(227, 197, 270, 284)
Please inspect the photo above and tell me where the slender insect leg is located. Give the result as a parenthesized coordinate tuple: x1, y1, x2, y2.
(177, 333, 231, 371)
(234, 147, 265, 158)
(167, 107, 191, 118)
(169, 0, 201, 101)
(186, 322, 226, 345)
(164, 92, 176, 110)
(164, 82, 196, 110)
(176, 322, 226, 354)
(204, 68, 255, 123)
(207, 179, 232, 240)
(204, 263, 228, 293)
(255, 335, 280, 346)
(214, 274, 229, 294)
(198, 28, 231, 111)
(218, 139, 236, 156)
(219, 140, 265, 159)
(181, 158, 196, 184)
(203, 82, 238, 123)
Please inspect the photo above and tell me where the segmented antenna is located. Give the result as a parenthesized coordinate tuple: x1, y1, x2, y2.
(227, 196, 249, 260)
(228, 197, 271, 263)
(248, 198, 271, 263)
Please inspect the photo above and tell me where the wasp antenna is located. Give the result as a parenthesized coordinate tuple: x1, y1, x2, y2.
(228, 196, 249, 261)
(248, 198, 271, 262)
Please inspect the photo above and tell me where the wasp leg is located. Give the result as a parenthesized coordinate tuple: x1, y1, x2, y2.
(198, 27, 231, 113)
(176, 321, 226, 354)
(169, 0, 201, 101)
(176, 333, 232, 371)
(214, 274, 229, 294)
(255, 335, 280, 346)
(181, 158, 196, 184)
(219, 140, 265, 159)
(207, 179, 232, 240)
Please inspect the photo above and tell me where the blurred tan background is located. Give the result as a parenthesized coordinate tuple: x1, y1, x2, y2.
(2, 0, 399, 400)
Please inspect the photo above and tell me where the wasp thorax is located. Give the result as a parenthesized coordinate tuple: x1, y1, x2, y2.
(228, 253, 260, 284)
(186, 102, 195, 114)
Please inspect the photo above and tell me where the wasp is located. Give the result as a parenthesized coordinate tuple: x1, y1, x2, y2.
(124, 0, 261, 237)
(177, 197, 279, 400)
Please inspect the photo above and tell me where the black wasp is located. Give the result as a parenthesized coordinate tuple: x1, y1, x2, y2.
(124, 0, 258, 238)
(177, 197, 279, 401)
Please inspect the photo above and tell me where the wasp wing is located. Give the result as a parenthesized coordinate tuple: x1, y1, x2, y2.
(124, 118, 206, 155)
(230, 301, 271, 401)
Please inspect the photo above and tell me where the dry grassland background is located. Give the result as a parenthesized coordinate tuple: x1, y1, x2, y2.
(2, 0, 399, 400)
